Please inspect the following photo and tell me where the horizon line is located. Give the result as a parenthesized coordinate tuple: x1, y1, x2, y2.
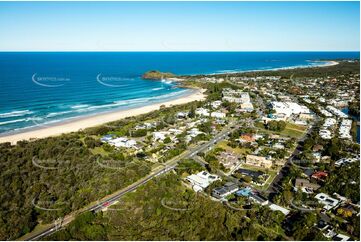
(0, 50, 360, 53)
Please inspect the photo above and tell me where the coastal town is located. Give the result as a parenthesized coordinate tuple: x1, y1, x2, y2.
(0, 0, 360, 241)
(0, 60, 359, 241)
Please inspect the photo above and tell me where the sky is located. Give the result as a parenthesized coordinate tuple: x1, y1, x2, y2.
(0, 1, 359, 51)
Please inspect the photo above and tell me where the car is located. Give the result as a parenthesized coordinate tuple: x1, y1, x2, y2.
(103, 202, 110, 207)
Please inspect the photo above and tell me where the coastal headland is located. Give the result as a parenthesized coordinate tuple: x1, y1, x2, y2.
(0, 61, 341, 144)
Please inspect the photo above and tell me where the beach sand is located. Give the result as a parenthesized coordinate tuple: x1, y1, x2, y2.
(321, 60, 339, 67)
(0, 89, 206, 144)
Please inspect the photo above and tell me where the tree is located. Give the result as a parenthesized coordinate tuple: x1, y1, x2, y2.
(189, 105, 196, 118)
(266, 121, 286, 132)
(163, 137, 171, 144)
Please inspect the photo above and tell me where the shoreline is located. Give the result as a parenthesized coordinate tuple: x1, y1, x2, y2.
(0, 88, 206, 144)
(184, 60, 340, 76)
(0, 59, 342, 144)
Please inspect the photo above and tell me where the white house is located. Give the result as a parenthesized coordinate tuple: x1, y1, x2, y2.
(326, 106, 348, 118)
(186, 171, 220, 192)
(168, 128, 183, 135)
(153, 131, 170, 141)
(211, 111, 226, 119)
(195, 108, 210, 117)
(211, 100, 222, 109)
(339, 119, 352, 139)
(176, 112, 188, 119)
(319, 108, 333, 117)
(335, 157, 357, 166)
(188, 128, 204, 137)
(319, 129, 332, 139)
(268, 203, 290, 215)
(315, 193, 340, 210)
(323, 118, 337, 128)
(108, 137, 137, 148)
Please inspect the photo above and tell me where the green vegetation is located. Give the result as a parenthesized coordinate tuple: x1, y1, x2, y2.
(348, 100, 360, 116)
(142, 70, 175, 80)
(0, 135, 151, 240)
(256, 122, 306, 139)
(266, 120, 287, 132)
(321, 161, 360, 203)
(350, 121, 358, 142)
(46, 174, 288, 241)
(2, 59, 360, 240)
(283, 212, 326, 240)
(216, 140, 250, 156)
(220, 60, 360, 79)
(0, 99, 208, 240)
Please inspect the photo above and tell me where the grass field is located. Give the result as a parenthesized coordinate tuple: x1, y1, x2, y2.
(90, 147, 109, 156)
(216, 140, 251, 155)
(255, 121, 307, 139)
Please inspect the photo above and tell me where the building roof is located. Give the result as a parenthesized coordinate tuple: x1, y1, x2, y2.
(239, 134, 255, 142)
(269, 203, 290, 215)
(295, 178, 321, 190)
(235, 168, 265, 180)
(186, 171, 219, 190)
(315, 193, 340, 210)
(212, 182, 239, 198)
(311, 171, 329, 180)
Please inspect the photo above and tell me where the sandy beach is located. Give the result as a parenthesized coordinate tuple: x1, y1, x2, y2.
(320, 60, 339, 67)
(0, 60, 341, 145)
(0, 89, 206, 144)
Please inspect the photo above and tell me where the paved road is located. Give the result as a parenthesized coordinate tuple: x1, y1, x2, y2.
(265, 121, 317, 197)
(26, 122, 238, 241)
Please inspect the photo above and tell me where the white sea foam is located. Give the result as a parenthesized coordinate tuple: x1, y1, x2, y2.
(209, 61, 334, 75)
(152, 87, 163, 91)
(0, 90, 190, 132)
(72, 90, 189, 113)
(0, 119, 27, 125)
(0, 110, 33, 118)
(46, 110, 74, 118)
(71, 104, 90, 109)
(161, 79, 172, 84)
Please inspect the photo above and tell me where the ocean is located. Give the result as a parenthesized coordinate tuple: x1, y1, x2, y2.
(0, 51, 359, 135)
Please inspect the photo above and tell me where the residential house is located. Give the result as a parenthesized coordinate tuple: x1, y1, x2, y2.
(245, 155, 272, 169)
(195, 108, 210, 117)
(240, 102, 254, 112)
(107, 137, 137, 149)
(212, 182, 239, 199)
(315, 193, 340, 210)
(268, 203, 290, 215)
(176, 111, 188, 119)
(295, 178, 320, 193)
(238, 134, 256, 143)
(211, 111, 226, 119)
(153, 131, 169, 142)
(211, 100, 222, 109)
(186, 171, 220, 192)
(311, 171, 328, 181)
(218, 151, 240, 170)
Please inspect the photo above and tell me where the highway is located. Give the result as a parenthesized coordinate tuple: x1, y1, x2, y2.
(26, 122, 238, 241)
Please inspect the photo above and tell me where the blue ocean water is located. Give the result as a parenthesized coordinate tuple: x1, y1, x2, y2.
(0, 52, 359, 135)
